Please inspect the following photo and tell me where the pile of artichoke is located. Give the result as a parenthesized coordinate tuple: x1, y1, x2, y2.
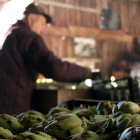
(1, 100, 140, 140)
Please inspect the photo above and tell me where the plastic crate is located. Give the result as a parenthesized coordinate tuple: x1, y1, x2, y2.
(57, 99, 140, 110)
(57, 99, 119, 110)
(92, 77, 140, 103)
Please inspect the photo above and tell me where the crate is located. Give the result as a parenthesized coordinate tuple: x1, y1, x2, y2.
(92, 77, 140, 103)
(31, 89, 93, 114)
(57, 99, 119, 110)
(57, 98, 140, 110)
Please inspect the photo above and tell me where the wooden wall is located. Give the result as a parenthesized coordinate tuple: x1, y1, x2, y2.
(38, 0, 140, 77)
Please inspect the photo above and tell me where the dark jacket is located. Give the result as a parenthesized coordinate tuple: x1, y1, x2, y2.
(0, 20, 88, 115)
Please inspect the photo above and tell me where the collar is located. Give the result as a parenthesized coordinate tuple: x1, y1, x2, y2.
(12, 20, 30, 29)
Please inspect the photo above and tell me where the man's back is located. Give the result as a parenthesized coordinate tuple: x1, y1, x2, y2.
(0, 20, 88, 115)
(0, 21, 38, 115)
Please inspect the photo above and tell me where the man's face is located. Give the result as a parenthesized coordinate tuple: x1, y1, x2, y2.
(28, 14, 46, 35)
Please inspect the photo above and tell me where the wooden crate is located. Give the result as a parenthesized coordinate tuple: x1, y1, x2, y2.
(31, 89, 93, 114)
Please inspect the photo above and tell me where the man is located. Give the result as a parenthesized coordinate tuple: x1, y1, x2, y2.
(0, 3, 102, 115)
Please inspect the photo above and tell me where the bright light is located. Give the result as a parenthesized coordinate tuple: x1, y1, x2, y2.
(110, 76, 115, 81)
(45, 79, 53, 83)
(91, 69, 100, 72)
(72, 85, 76, 90)
(36, 79, 41, 83)
(111, 82, 118, 87)
(0, 0, 33, 49)
(41, 79, 46, 83)
(85, 79, 92, 87)
(61, 36, 66, 40)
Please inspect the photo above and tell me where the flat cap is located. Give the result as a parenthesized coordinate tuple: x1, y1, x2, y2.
(24, 2, 52, 24)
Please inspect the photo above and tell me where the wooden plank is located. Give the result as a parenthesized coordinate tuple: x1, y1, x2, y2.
(36, 0, 100, 14)
(51, 36, 59, 56)
(120, 0, 126, 31)
(45, 25, 133, 42)
(95, 0, 101, 29)
(101, 0, 108, 9)
(69, 26, 133, 42)
(57, 36, 66, 58)
(108, 0, 121, 13)
(66, 37, 74, 57)
(75, 10, 81, 26)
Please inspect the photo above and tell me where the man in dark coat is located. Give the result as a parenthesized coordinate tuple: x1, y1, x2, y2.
(0, 3, 99, 115)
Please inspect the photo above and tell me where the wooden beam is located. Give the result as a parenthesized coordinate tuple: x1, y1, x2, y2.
(34, 0, 100, 14)
(45, 25, 133, 43)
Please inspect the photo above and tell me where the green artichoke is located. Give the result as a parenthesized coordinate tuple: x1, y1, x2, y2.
(12, 131, 57, 140)
(0, 114, 24, 135)
(99, 130, 121, 140)
(72, 107, 87, 112)
(0, 127, 13, 140)
(67, 131, 100, 140)
(68, 130, 121, 140)
(19, 114, 46, 130)
(17, 110, 46, 120)
(87, 112, 122, 133)
(118, 125, 140, 140)
(44, 113, 85, 140)
(88, 106, 97, 114)
(47, 112, 69, 121)
(28, 121, 48, 133)
(98, 113, 140, 134)
(72, 110, 95, 119)
(45, 107, 71, 120)
(112, 101, 140, 114)
(114, 114, 140, 131)
(90, 115, 107, 122)
(96, 101, 116, 115)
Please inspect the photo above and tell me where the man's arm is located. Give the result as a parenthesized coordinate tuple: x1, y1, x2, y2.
(26, 35, 92, 83)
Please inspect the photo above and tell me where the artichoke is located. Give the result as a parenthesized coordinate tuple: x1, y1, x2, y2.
(44, 113, 85, 140)
(19, 114, 46, 130)
(67, 130, 121, 140)
(0, 127, 13, 140)
(17, 110, 46, 120)
(88, 106, 97, 114)
(96, 101, 116, 115)
(90, 115, 107, 122)
(99, 130, 121, 140)
(114, 114, 140, 131)
(45, 107, 71, 120)
(47, 112, 69, 121)
(118, 125, 140, 140)
(98, 113, 140, 134)
(0, 114, 24, 135)
(72, 107, 87, 112)
(28, 121, 48, 133)
(112, 101, 140, 114)
(12, 131, 57, 140)
(67, 131, 100, 140)
(72, 110, 95, 119)
(87, 112, 122, 133)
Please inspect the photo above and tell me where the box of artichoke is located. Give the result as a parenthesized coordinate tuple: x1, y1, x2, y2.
(1, 100, 140, 140)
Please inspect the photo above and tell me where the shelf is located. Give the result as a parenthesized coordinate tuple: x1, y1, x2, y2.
(45, 25, 133, 42)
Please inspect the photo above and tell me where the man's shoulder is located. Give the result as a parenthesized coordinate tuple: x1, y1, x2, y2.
(15, 25, 38, 37)
(11, 21, 38, 38)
